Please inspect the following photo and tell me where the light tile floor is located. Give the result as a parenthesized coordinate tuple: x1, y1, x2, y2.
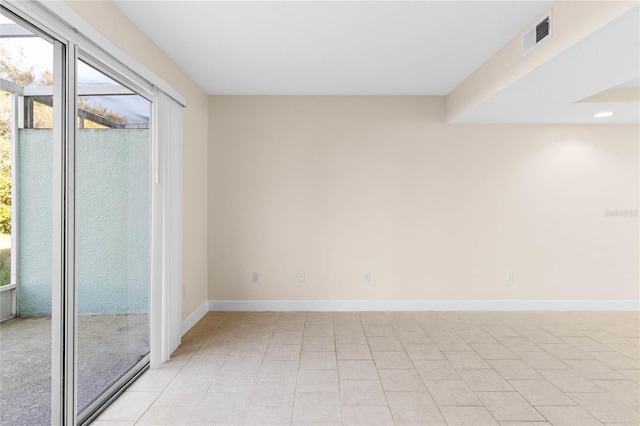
(93, 311, 640, 426)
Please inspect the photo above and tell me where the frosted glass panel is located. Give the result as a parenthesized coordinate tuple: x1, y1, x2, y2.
(76, 60, 150, 413)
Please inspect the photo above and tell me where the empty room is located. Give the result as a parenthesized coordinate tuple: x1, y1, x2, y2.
(0, 0, 638, 425)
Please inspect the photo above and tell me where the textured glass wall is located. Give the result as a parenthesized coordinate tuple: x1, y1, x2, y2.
(18, 128, 149, 315)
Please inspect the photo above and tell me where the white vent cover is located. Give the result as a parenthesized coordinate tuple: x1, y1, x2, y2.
(522, 11, 553, 56)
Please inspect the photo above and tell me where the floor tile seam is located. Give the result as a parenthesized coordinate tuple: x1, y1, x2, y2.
(183, 312, 637, 425)
(506, 346, 618, 384)
(431, 376, 501, 425)
(475, 389, 553, 425)
(127, 390, 162, 425)
(504, 377, 582, 408)
(215, 317, 262, 422)
(290, 314, 308, 426)
(336, 344, 347, 410)
(179, 383, 208, 426)
(433, 332, 552, 426)
(400, 322, 455, 426)
(481, 357, 545, 383)
(369, 335, 392, 415)
(355, 318, 396, 425)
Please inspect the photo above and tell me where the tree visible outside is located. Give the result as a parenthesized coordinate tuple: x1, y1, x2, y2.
(1, 43, 54, 285)
(0, 41, 127, 286)
(0, 88, 13, 285)
(1, 91, 11, 236)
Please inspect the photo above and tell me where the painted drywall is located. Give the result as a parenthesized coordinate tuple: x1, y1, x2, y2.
(447, 0, 638, 122)
(579, 88, 640, 104)
(66, 1, 209, 321)
(208, 96, 639, 301)
(19, 129, 149, 315)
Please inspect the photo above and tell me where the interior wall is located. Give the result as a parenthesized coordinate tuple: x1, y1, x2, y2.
(208, 96, 639, 302)
(66, 1, 209, 320)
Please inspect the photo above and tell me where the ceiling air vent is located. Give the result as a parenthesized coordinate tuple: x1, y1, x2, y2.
(522, 11, 552, 56)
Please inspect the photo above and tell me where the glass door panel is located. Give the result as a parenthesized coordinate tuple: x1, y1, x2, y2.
(76, 59, 151, 414)
(0, 12, 55, 425)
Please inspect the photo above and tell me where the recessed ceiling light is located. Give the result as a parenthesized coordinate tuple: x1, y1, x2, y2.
(594, 111, 614, 118)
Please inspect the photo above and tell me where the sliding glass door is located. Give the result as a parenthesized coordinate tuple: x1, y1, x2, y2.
(0, 5, 153, 425)
(0, 12, 55, 425)
(75, 59, 151, 416)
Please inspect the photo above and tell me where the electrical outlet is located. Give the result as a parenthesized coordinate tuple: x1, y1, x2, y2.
(182, 285, 187, 298)
(252, 272, 259, 283)
(507, 272, 514, 281)
(298, 272, 305, 282)
(364, 272, 371, 282)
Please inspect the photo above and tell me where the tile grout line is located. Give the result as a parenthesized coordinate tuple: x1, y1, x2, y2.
(111, 311, 638, 426)
(185, 312, 228, 426)
(131, 314, 230, 425)
(290, 312, 306, 426)
(405, 311, 459, 426)
(332, 315, 344, 426)
(454, 312, 541, 426)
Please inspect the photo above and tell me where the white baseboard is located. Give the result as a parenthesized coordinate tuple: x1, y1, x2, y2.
(181, 300, 209, 336)
(207, 299, 640, 312)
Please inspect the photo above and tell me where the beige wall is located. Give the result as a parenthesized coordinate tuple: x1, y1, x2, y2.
(60, 2, 640, 307)
(208, 96, 639, 301)
(67, 1, 209, 320)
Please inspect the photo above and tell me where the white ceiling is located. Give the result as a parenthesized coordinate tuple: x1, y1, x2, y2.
(114, 1, 553, 96)
(453, 5, 640, 124)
